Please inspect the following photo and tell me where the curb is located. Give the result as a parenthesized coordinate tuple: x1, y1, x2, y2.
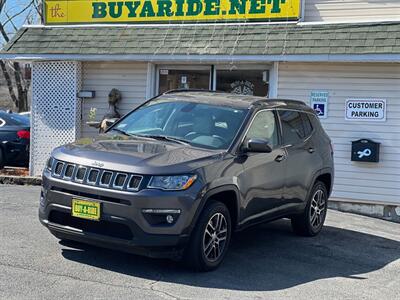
(328, 200, 400, 224)
(0, 176, 42, 186)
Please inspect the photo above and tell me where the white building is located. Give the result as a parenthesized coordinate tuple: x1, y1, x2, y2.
(1, 0, 399, 217)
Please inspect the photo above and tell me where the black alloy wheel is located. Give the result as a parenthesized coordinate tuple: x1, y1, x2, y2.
(291, 181, 328, 236)
(184, 201, 232, 272)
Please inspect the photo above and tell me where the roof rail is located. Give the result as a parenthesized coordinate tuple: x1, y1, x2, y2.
(163, 89, 222, 95)
(265, 98, 308, 106)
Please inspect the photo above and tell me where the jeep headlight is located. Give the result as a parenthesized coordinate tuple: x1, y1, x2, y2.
(148, 175, 197, 191)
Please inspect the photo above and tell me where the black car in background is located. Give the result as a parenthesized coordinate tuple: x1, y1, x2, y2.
(0, 111, 30, 169)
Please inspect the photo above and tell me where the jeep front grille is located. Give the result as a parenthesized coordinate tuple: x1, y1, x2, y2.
(50, 159, 143, 192)
(54, 161, 64, 177)
(113, 173, 127, 189)
(75, 166, 86, 181)
(87, 169, 100, 184)
(100, 171, 113, 186)
(64, 164, 75, 178)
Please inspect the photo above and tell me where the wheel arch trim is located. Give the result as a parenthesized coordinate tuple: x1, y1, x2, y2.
(185, 185, 241, 235)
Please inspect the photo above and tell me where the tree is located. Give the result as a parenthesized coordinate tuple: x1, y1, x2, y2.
(0, 0, 42, 112)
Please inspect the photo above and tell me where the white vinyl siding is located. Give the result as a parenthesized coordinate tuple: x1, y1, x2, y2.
(304, 0, 400, 22)
(81, 62, 148, 137)
(277, 62, 400, 205)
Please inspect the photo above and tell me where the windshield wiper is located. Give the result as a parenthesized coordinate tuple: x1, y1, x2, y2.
(142, 135, 190, 145)
(110, 130, 189, 145)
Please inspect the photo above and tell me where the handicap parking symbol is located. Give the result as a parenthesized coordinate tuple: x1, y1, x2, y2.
(313, 103, 326, 117)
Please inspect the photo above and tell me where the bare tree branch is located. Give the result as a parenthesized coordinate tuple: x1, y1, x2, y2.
(0, 1, 6, 12)
(34, 0, 43, 20)
(0, 61, 18, 106)
(0, 0, 37, 112)
(3, 1, 34, 28)
(0, 22, 9, 42)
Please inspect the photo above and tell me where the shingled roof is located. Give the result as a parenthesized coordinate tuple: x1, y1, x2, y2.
(1, 22, 399, 59)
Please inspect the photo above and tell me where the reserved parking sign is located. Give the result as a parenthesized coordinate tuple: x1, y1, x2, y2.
(345, 99, 386, 121)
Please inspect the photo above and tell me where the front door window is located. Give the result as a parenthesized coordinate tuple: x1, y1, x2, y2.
(246, 110, 278, 147)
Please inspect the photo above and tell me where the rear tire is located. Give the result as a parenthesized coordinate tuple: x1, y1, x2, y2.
(291, 181, 328, 237)
(184, 201, 232, 272)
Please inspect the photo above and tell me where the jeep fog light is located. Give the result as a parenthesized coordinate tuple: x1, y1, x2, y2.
(142, 209, 181, 226)
(166, 215, 174, 224)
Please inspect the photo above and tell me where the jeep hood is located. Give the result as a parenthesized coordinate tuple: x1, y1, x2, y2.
(52, 134, 224, 174)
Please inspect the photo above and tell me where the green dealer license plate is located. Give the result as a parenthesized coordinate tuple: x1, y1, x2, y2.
(72, 199, 100, 221)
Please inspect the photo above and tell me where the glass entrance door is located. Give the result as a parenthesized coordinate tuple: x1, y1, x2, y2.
(158, 68, 211, 94)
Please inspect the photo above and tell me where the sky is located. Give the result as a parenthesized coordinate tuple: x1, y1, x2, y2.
(0, 0, 40, 44)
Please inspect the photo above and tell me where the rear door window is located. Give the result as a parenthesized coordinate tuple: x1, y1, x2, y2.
(278, 110, 305, 145)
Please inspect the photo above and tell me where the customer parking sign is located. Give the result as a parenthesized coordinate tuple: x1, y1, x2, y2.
(345, 99, 386, 121)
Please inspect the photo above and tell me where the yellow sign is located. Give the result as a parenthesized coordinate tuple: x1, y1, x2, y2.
(44, 0, 302, 24)
(72, 199, 101, 221)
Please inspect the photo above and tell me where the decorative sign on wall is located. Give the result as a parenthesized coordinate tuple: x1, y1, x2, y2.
(310, 91, 328, 119)
(345, 99, 386, 122)
(44, 0, 302, 24)
(231, 80, 255, 95)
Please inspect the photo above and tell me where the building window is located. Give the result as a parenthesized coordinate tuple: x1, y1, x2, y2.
(216, 70, 269, 97)
(158, 69, 210, 94)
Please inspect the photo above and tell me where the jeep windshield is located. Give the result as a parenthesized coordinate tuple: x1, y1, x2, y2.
(111, 100, 248, 150)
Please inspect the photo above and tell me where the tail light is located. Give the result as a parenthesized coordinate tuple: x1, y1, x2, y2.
(17, 130, 30, 139)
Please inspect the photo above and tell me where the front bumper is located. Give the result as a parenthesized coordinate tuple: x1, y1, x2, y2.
(39, 171, 204, 258)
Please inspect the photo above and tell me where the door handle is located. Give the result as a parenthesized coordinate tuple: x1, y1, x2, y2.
(308, 147, 315, 153)
(275, 154, 286, 162)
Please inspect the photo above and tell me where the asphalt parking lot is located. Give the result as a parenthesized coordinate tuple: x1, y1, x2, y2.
(0, 185, 399, 299)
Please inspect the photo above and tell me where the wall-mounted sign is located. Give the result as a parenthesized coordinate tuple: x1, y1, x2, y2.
(351, 139, 380, 163)
(345, 99, 386, 122)
(310, 91, 328, 119)
(159, 69, 169, 75)
(230, 80, 255, 95)
(44, 0, 302, 24)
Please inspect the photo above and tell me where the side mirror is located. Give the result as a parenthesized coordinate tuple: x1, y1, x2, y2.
(86, 118, 119, 132)
(243, 138, 272, 153)
(104, 118, 119, 129)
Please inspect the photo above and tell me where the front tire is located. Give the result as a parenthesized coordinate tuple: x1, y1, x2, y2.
(184, 201, 232, 272)
(291, 181, 328, 237)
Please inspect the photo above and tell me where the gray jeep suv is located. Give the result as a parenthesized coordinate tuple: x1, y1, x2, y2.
(39, 91, 334, 271)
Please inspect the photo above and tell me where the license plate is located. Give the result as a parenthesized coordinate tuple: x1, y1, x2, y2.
(72, 199, 100, 221)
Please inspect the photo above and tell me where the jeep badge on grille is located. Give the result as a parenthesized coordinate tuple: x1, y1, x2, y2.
(92, 161, 104, 168)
